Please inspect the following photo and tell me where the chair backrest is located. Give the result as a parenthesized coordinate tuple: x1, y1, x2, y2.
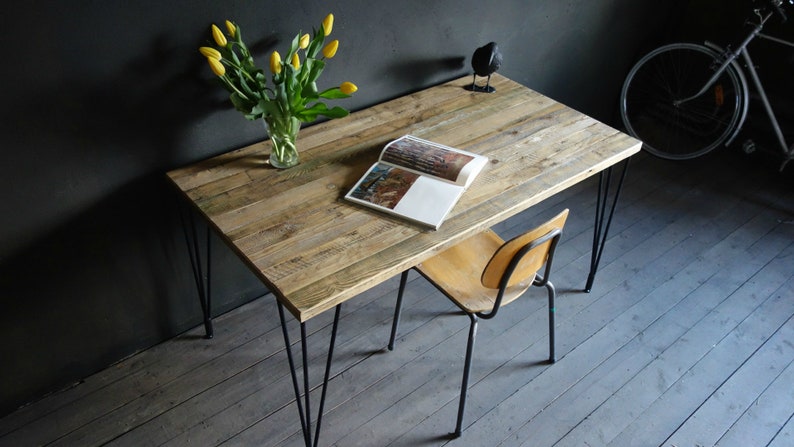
(481, 209, 569, 290)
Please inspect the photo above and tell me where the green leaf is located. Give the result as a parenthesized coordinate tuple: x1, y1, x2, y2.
(254, 71, 268, 95)
(238, 74, 258, 98)
(322, 106, 350, 118)
(230, 92, 254, 114)
(298, 58, 314, 86)
(229, 46, 242, 65)
(296, 102, 349, 121)
(305, 58, 325, 84)
(288, 32, 301, 56)
(305, 27, 325, 59)
(318, 87, 350, 99)
(251, 98, 279, 119)
(300, 80, 320, 103)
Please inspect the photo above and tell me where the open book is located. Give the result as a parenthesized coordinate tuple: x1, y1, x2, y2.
(345, 135, 488, 229)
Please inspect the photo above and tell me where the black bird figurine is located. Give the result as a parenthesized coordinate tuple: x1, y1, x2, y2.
(467, 42, 502, 93)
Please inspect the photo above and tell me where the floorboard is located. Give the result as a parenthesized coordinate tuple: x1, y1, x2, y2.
(2, 150, 793, 447)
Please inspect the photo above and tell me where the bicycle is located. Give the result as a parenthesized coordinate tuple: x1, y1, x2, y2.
(620, 0, 794, 171)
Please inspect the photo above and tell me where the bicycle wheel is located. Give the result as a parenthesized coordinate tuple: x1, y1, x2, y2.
(620, 43, 746, 159)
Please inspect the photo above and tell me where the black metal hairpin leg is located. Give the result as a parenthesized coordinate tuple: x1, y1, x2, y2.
(180, 204, 214, 338)
(585, 158, 631, 293)
(278, 301, 341, 447)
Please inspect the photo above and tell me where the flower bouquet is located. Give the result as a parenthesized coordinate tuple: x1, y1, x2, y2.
(200, 14, 357, 168)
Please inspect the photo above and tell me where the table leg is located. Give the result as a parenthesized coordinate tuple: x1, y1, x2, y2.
(179, 204, 214, 338)
(278, 301, 341, 447)
(585, 157, 631, 293)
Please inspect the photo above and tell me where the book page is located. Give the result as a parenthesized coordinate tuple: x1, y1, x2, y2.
(347, 164, 419, 210)
(381, 136, 476, 184)
(391, 175, 463, 228)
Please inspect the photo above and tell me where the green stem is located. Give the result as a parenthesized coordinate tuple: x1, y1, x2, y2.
(266, 114, 299, 164)
(220, 75, 250, 101)
(221, 57, 268, 99)
(222, 57, 256, 83)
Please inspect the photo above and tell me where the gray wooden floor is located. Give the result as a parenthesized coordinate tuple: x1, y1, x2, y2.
(2, 150, 793, 447)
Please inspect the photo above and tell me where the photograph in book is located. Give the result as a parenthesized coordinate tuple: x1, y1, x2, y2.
(348, 165, 419, 210)
(381, 136, 476, 182)
(345, 135, 488, 229)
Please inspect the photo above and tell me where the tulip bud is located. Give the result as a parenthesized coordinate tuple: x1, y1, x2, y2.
(270, 51, 282, 74)
(322, 40, 339, 58)
(199, 46, 222, 60)
(340, 82, 358, 95)
(322, 13, 334, 36)
(225, 20, 236, 38)
(299, 33, 310, 49)
(291, 53, 300, 69)
(207, 57, 226, 76)
(211, 24, 227, 46)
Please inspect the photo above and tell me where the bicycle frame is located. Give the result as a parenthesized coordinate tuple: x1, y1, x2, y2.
(676, 8, 794, 169)
(741, 33, 794, 169)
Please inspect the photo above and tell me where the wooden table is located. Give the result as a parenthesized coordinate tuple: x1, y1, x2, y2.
(167, 74, 641, 445)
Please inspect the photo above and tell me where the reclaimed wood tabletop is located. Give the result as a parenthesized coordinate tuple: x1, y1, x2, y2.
(167, 74, 641, 322)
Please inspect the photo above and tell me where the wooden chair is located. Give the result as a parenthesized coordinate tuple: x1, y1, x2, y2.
(388, 209, 569, 437)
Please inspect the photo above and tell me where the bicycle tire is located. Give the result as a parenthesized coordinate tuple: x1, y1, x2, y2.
(620, 43, 746, 160)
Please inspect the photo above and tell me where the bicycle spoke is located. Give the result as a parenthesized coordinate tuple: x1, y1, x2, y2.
(620, 43, 745, 160)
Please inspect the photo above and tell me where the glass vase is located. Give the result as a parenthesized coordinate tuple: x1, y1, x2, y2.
(265, 115, 301, 169)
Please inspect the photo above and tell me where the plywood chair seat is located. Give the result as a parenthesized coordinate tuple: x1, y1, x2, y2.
(416, 229, 532, 314)
(388, 209, 569, 438)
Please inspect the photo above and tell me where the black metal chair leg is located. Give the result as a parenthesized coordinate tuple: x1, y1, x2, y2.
(453, 313, 479, 438)
(546, 281, 556, 363)
(585, 158, 630, 293)
(388, 271, 410, 350)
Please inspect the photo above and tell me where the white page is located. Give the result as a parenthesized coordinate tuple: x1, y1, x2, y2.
(391, 176, 463, 229)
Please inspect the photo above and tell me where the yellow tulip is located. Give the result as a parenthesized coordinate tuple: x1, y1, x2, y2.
(270, 51, 282, 74)
(322, 40, 339, 58)
(299, 33, 310, 49)
(322, 13, 334, 36)
(211, 24, 227, 46)
(207, 57, 225, 76)
(340, 82, 357, 95)
(291, 53, 300, 69)
(199, 46, 222, 60)
(225, 20, 236, 38)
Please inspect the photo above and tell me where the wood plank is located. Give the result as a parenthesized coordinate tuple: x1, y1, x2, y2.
(0, 295, 278, 444)
(522, 225, 794, 446)
(767, 413, 794, 447)
(664, 311, 794, 446)
(715, 358, 794, 445)
(607, 243, 794, 446)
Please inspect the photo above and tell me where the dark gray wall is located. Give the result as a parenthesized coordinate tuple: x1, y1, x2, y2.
(0, 0, 677, 416)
